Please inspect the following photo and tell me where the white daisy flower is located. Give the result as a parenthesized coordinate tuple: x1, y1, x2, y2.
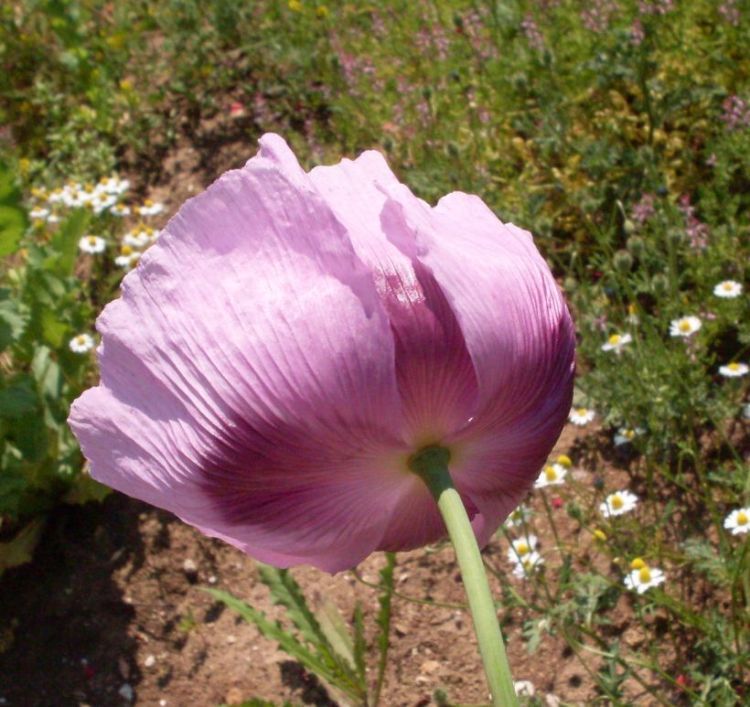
(713, 280, 742, 298)
(511, 551, 544, 578)
(601, 332, 632, 353)
(600, 490, 639, 517)
(123, 225, 158, 249)
(669, 315, 702, 338)
(115, 245, 142, 270)
(110, 203, 132, 217)
(47, 187, 66, 205)
(78, 235, 107, 254)
(534, 463, 567, 488)
(614, 427, 644, 446)
(90, 192, 117, 215)
(98, 176, 130, 195)
(569, 407, 595, 426)
(624, 565, 665, 594)
(723, 507, 750, 536)
(137, 199, 165, 216)
(719, 362, 749, 378)
(69, 333, 95, 353)
(505, 505, 532, 528)
(29, 207, 51, 220)
(507, 535, 538, 564)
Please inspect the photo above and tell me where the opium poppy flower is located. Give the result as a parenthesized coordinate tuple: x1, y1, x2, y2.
(69, 134, 574, 573)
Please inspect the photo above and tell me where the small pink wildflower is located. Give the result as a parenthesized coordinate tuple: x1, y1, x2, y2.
(721, 96, 750, 131)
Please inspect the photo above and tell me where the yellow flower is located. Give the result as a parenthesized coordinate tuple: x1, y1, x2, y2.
(593, 529, 607, 541)
(630, 557, 646, 570)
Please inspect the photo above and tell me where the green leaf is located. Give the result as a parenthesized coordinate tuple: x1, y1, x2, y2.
(39, 308, 68, 348)
(63, 471, 111, 505)
(352, 601, 367, 685)
(0, 377, 38, 418)
(258, 565, 332, 651)
(0, 289, 27, 352)
(49, 209, 89, 276)
(0, 517, 46, 577)
(204, 588, 344, 693)
(373, 552, 396, 704)
(314, 597, 356, 670)
(0, 205, 27, 257)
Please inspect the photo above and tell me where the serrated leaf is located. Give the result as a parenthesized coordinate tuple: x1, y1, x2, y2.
(258, 565, 331, 650)
(0, 290, 27, 352)
(373, 552, 396, 704)
(203, 588, 346, 696)
(257, 565, 363, 694)
(352, 601, 366, 684)
(314, 597, 355, 670)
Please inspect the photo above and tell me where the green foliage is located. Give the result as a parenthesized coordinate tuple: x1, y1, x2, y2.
(207, 556, 397, 706)
(1, 0, 749, 701)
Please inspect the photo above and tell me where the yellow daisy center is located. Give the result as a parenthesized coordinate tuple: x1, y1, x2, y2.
(594, 529, 607, 541)
(516, 542, 529, 556)
(144, 199, 154, 207)
(638, 567, 652, 583)
(678, 320, 692, 332)
(75, 336, 86, 345)
(121, 245, 133, 255)
(576, 408, 588, 416)
(722, 282, 733, 291)
(556, 454, 572, 468)
(544, 465, 558, 481)
(611, 495, 624, 510)
(608, 334, 621, 345)
(87, 236, 98, 246)
(737, 511, 748, 526)
(728, 363, 740, 371)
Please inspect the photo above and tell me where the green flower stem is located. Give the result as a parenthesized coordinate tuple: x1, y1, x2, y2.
(409, 446, 518, 707)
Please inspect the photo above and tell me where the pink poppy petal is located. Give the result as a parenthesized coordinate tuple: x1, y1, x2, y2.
(70, 135, 420, 571)
(378, 186, 575, 496)
(310, 154, 478, 446)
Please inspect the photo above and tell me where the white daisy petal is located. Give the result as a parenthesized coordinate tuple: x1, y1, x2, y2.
(624, 566, 665, 594)
(719, 362, 749, 378)
(78, 235, 107, 254)
(599, 490, 639, 517)
(724, 508, 750, 536)
(713, 280, 742, 298)
(69, 333, 95, 353)
(601, 332, 632, 353)
(569, 407, 595, 426)
(669, 315, 702, 338)
(534, 463, 567, 488)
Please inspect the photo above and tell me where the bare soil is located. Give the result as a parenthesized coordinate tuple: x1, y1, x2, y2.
(0, 424, 657, 707)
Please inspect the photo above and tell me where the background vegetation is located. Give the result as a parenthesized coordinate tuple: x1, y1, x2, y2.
(1, 0, 748, 704)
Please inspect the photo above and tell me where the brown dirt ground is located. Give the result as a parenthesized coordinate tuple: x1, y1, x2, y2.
(0, 424, 663, 707)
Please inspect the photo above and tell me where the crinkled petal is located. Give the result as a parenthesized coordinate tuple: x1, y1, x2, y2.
(309, 154, 477, 447)
(70, 135, 418, 572)
(378, 185, 575, 503)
